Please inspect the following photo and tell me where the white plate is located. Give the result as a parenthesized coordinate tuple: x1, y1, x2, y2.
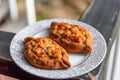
(10, 19, 107, 79)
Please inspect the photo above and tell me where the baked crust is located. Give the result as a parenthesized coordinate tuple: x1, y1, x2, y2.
(24, 37, 71, 69)
(49, 22, 93, 54)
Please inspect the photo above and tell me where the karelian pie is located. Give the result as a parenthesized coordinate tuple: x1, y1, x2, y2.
(24, 37, 71, 69)
(49, 22, 93, 54)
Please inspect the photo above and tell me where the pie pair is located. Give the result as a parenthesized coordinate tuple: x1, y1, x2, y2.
(23, 22, 93, 69)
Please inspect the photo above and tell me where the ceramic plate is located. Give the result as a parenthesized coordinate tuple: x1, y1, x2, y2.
(10, 19, 107, 79)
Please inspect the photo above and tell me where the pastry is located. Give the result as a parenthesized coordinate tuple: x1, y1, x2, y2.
(49, 22, 92, 54)
(24, 37, 71, 69)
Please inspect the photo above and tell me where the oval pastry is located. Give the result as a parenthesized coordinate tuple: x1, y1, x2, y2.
(24, 37, 71, 69)
(49, 22, 93, 54)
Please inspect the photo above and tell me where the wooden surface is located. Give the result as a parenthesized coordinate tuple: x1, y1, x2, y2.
(80, 0, 120, 43)
(0, 31, 14, 60)
(0, 0, 120, 79)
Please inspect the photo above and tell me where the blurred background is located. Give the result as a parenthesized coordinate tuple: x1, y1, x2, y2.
(0, 0, 91, 33)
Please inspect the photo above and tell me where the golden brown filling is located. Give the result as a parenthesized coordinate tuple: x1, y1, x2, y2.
(24, 37, 71, 69)
(49, 22, 92, 54)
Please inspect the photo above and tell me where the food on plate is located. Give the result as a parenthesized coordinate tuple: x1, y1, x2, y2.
(49, 22, 92, 54)
(24, 37, 71, 69)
